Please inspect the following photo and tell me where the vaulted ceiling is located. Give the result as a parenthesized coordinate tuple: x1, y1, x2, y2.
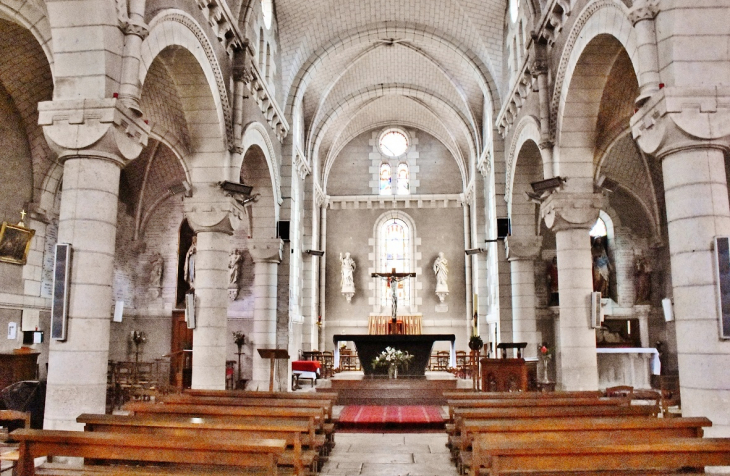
(272, 0, 508, 186)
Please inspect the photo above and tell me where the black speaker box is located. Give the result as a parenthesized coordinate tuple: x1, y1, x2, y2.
(277, 221, 290, 242)
(497, 218, 511, 239)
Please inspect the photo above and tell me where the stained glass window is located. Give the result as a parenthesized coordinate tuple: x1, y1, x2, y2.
(380, 218, 410, 308)
(396, 163, 409, 195)
(379, 163, 392, 195)
(589, 218, 607, 237)
(379, 129, 408, 157)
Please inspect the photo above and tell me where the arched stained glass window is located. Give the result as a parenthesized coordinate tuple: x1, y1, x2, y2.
(396, 163, 409, 195)
(380, 218, 411, 308)
(379, 163, 392, 195)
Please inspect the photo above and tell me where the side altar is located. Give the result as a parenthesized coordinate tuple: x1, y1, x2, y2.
(333, 334, 456, 376)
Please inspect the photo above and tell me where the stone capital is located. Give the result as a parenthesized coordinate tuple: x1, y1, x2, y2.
(120, 19, 149, 39)
(628, 0, 659, 25)
(248, 238, 283, 263)
(38, 98, 149, 166)
(184, 186, 246, 235)
(541, 192, 606, 232)
(505, 235, 543, 261)
(631, 87, 730, 159)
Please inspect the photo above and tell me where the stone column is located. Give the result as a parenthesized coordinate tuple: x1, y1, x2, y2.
(37, 99, 148, 430)
(505, 236, 543, 359)
(628, 0, 660, 106)
(248, 238, 283, 390)
(541, 192, 605, 390)
(184, 193, 244, 390)
(632, 87, 730, 437)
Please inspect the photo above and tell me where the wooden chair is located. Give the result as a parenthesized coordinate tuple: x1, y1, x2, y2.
(435, 350, 450, 371)
(321, 351, 334, 378)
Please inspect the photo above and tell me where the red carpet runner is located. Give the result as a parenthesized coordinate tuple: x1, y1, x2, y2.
(338, 405, 444, 430)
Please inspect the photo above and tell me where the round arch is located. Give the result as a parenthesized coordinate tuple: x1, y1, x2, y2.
(505, 115, 542, 206)
(551, 0, 639, 191)
(0, 2, 53, 71)
(140, 11, 231, 156)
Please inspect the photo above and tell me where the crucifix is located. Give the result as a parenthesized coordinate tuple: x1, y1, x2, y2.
(371, 268, 416, 331)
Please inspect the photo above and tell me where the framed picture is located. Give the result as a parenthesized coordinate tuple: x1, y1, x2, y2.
(0, 222, 35, 265)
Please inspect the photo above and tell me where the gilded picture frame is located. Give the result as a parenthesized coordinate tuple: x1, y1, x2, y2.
(0, 222, 35, 265)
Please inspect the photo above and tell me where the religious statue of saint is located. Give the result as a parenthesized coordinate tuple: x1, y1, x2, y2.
(183, 236, 197, 292)
(433, 252, 449, 292)
(229, 249, 243, 287)
(149, 253, 163, 288)
(635, 255, 652, 304)
(340, 252, 356, 292)
(591, 236, 611, 298)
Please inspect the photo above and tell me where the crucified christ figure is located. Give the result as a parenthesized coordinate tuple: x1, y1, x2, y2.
(371, 268, 416, 329)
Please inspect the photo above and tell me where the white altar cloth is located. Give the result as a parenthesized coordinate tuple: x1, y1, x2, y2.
(596, 347, 660, 375)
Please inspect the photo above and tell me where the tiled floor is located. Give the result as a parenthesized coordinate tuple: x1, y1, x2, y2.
(320, 432, 458, 476)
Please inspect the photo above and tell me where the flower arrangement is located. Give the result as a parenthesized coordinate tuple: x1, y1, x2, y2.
(232, 331, 246, 349)
(538, 342, 553, 359)
(372, 346, 414, 370)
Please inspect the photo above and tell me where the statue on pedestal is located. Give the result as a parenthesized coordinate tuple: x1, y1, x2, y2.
(183, 236, 197, 293)
(635, 255, 652, 304)
(340, 252, 356, 302)
(433, 252, 449, 302)
(147, 253, 163, 298)
(229, 249, 243, 301)
(591, 236, 611, 298)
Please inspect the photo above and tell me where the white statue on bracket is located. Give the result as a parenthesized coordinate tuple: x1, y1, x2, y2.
(434, 252, 449, 303)
(228, 248, 243, 301)
(340, 252, 356, 302)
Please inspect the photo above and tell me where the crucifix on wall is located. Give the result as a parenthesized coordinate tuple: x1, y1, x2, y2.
(371, 268, 416, 328)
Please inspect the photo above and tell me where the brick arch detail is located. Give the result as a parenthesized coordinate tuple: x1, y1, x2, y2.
(140, 11, 231, 152)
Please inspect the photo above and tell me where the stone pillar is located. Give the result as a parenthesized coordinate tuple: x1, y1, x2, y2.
(628, 0, 660, 106)
(505, 236, 543, 359)
(541, 192, 605, 390)
(632, 87, 730, 437)
(248, 238, 283, 390)
(37, 99, 148, 430)
(184, 193, 244, 390)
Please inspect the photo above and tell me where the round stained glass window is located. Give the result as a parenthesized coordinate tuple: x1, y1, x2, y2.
(379, 129, 409, 157)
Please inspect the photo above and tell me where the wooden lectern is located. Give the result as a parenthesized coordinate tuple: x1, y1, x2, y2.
(257, 348, 290, 392)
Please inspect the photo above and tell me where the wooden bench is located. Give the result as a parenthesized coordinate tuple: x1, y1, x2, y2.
(446, 397, 628, 421)
(184, 389, 338, 403)
(11, 428, 285, 476)
(456, 416, 711, 474)
(126, 401, 332, 456)
(77, 413, 317, 476)
(448, 404, 658, 460)
(443, 390, 602, 400)
(161, 393, 334, 421)
(470, 432, 730, 475)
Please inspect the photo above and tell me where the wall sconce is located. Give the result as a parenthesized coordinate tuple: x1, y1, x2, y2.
(305, 249, 325, 256)
(531, 176, 567, 194)
(465, 248, 486, 256)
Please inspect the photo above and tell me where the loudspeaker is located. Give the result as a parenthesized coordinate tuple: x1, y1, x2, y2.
(590, 292, 602, 328)
(662, 298, 674, 322)
(185, 294, 196, 329)
(277, 221, 290, 242)
(51, 243, 72, 341)
(113, 300, 124, 323)
(497, 218, 511, 239)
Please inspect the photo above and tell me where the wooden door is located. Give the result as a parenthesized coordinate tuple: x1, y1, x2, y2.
(170, 310, 193, 389)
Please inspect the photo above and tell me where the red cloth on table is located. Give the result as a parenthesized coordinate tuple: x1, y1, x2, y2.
(292, 360, 321, 373)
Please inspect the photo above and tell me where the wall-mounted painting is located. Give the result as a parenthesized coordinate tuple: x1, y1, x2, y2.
(0, 222, 35, 265)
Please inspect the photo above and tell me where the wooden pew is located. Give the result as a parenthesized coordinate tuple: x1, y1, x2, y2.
(184, 389, 338, 402)
(471, 432, 730, 475)
(457, 416, 711, 474)
(446, 397, 628, 420)
(448, 404, 658, 461)
(443, 390, 602, 400)
(161, 393, 334, 421)
(77, 413, 317, 476)
(11, 428, 285, 476)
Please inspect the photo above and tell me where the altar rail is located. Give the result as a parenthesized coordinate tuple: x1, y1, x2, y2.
(368, 315, 422, 335)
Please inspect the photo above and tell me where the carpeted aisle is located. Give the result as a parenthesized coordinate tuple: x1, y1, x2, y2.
(338, 405, 444, 430)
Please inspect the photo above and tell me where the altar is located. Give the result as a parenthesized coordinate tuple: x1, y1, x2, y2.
(333, 334, 456, 376)
(596, 347, 660, 389)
